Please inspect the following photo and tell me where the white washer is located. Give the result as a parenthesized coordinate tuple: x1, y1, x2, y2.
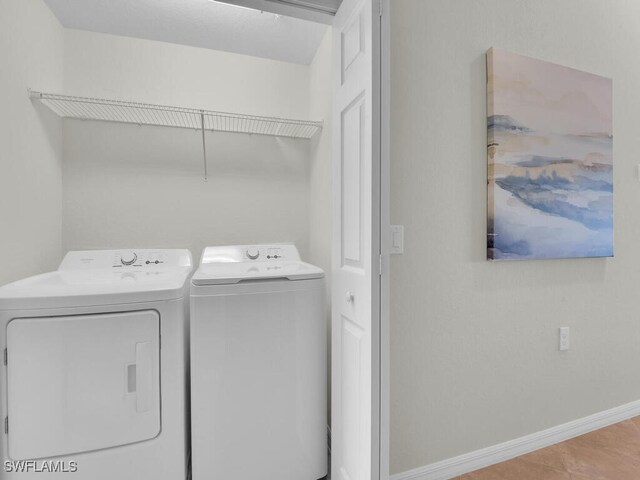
(0, 249, 192, 480)
(190, 244, 327, 480)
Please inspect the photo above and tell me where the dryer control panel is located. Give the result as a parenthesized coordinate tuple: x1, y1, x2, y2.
(112, 251, 167, 268)
(200, 244, 300, 264)
(59, 249, 193, 270)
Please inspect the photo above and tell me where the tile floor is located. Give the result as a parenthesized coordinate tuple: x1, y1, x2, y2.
(456, 417, 640, 479)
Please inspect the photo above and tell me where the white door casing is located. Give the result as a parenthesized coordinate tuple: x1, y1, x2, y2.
(332, 0, 381, 478)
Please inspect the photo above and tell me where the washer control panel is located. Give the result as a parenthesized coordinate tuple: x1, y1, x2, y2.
(243, 245, 296, 262)
(244, 246, 285, 261)
(201, 244, 300, 265)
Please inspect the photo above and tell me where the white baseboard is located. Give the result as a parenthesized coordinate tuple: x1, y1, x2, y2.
(390, 399, 640, 480)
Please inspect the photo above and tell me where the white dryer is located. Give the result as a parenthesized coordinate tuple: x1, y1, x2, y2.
(0, 249, 192, 480)
(190, 244, 327, 480)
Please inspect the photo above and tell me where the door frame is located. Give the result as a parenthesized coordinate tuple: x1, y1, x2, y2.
(332, 0, 391, 478)
(379, 2, 391, 479)
(372, 0, 391, 478)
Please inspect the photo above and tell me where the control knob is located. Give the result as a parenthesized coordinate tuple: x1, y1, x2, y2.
(246, 248, 260, 260)
(121, 252, 138, 266)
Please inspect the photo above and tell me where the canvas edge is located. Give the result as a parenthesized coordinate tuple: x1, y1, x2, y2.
(486, 47, 496, 260)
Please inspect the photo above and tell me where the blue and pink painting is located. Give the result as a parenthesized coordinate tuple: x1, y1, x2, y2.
(487, 48, 613, 260)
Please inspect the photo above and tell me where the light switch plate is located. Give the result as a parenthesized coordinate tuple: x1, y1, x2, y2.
(559, 327, 570, 351)
(390, 225, 404, 254)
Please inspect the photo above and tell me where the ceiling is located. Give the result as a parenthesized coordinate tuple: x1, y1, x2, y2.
(43, 0, 330, 65)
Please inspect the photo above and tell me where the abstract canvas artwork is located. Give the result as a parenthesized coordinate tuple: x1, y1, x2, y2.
(487, 48, 613, 260)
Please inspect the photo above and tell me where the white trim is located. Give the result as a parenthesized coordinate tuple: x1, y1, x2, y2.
(215, 0, 334, 24)
(379, 0, 391, 479)
(390, 399, 640, 480)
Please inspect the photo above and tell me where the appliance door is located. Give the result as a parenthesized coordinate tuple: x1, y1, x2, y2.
(6, 310, 160, 460)
(190, 279, 327, 480)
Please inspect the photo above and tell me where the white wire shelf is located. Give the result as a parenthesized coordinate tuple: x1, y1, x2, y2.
(29, 91, 323, 139)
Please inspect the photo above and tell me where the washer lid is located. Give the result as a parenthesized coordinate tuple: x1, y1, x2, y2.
(192, 244, 324, 285)
(192, 260, 324, 285)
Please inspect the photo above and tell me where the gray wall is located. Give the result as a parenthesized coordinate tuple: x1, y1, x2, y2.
(0, 0, 64, 285)
(62, 29, 328, 262)
(63, 121, 311, 259)
(390, 0, 640, 474)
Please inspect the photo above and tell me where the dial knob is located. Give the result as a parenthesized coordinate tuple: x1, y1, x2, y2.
(121, 252, 138, 265)
(246, 248, 260, 260)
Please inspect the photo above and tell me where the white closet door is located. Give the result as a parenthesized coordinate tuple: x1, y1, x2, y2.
(7, 310, 160, 460)
(332, 0, 381, 478)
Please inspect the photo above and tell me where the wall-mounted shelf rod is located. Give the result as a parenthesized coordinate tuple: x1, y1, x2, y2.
(29, 90, 323, 181)
(29, 91, 323, 139)
(200, 112, 208, 181)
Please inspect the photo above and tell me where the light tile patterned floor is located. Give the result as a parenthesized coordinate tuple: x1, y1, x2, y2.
(456, 417, 640, 479)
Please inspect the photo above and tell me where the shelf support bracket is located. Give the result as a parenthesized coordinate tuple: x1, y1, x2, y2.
(200, 112, 208, 181)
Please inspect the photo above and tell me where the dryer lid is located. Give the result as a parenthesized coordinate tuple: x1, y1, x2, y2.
(192, 244, 324, 285)
(0, 249, 193, 310)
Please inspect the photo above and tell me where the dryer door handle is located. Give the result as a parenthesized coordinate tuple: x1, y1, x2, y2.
(135, 342, 153, 413)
